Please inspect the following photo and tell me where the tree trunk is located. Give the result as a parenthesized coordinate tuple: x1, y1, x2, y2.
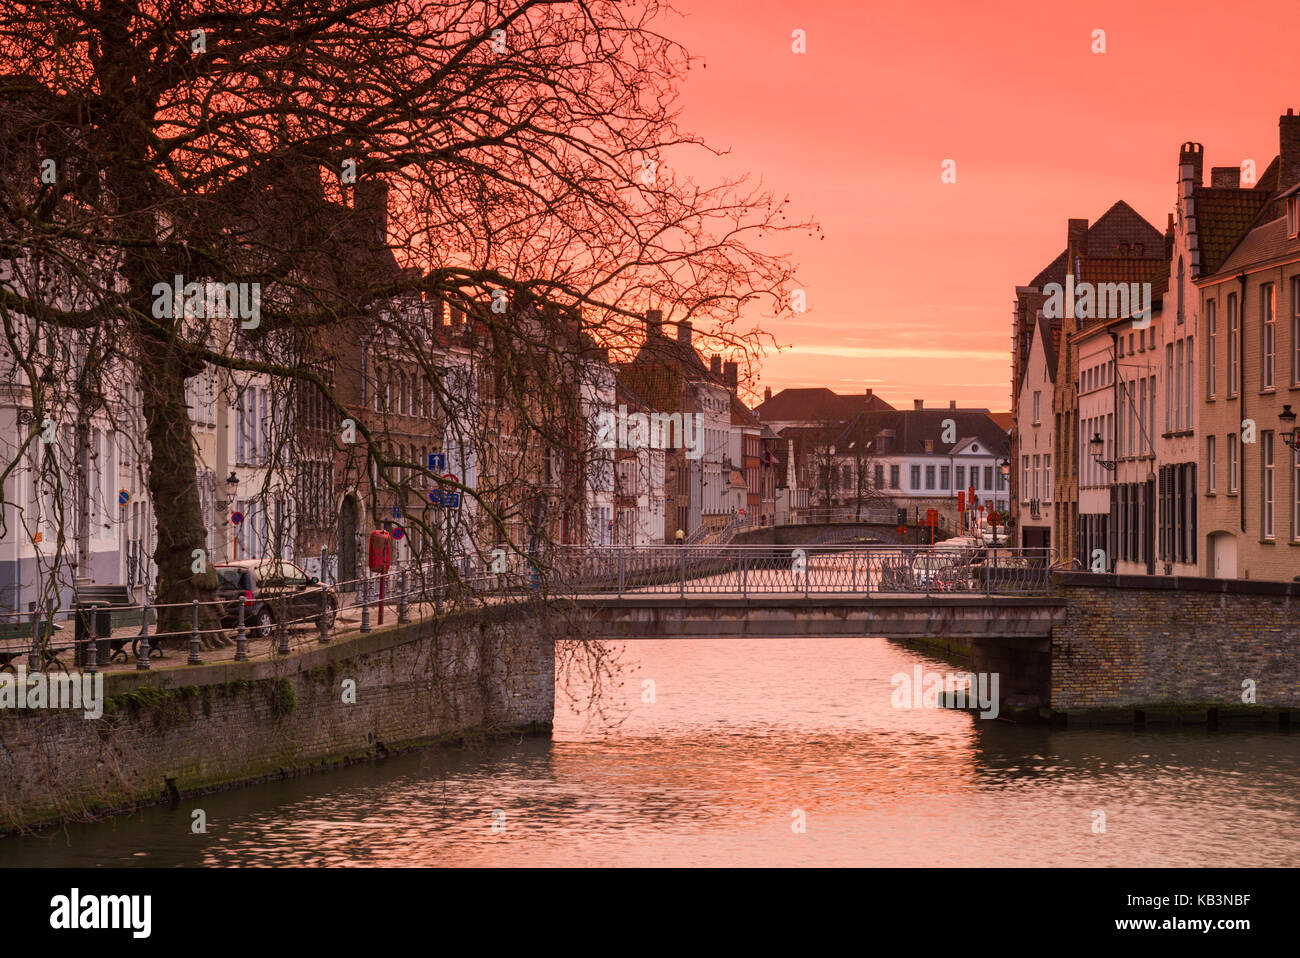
(136, 324, 228, 648)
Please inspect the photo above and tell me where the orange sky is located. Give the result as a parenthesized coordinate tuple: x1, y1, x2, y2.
(665, 0, 1300, 411)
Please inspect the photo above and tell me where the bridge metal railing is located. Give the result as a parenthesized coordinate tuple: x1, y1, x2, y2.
(547, 545, 1056, 597)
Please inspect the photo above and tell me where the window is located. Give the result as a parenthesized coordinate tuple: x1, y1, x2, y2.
(1185, 338, 1193, 428)
(1032, 455, 1040, 500)
(1207, 435, 1217, 493)
(940, 466, 950, 490)
(1262, 431, 1275, 538)
(984, 465, 993, 489)
(1021, 456, 1030, 503)
(1288, 195, 1299, 239)
(1293, 444, 1300, 540)
(1227, 292, 1239, 395)
(1293, 278, 1300, 386)
(1148, 375, 1156, 454)
(1206, 299, 1217, 397)
(1176, 256, 1184, 324)
(874, 464, 884, 489)
(970, 466, 979, 491)
(1042, 455, 1051, 502)
(1032, 390, 1041, 423)
(1165, 343, 1174, 431)
(890, 465, 900, 489)
(1228, 432, 1239, 493)
(924, 465, 935, 490)
(1262, 283, 1276, 390)
(956, 465, 965, 489)
(910, 465, 921, 490)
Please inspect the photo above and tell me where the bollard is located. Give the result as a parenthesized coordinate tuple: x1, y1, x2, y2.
(235, 593, 248, 661)
(318, 582, 331, 645)
(360, 574, 371, 633)
(397, 568, 410, 624)
(276, 602, 291, 656)
(136, 594, 151, 670)
(83, 608, 98, 675)
(188, 600, 203, 665)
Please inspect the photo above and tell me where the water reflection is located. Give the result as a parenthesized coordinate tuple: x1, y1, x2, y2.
(2, 638, 1297, 867)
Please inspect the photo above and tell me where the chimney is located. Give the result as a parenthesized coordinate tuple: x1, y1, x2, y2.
(1067, 218, 1088, 263)
(677, 320, 692, 345)
(710, 355, 722, 376)
(1280, 109, 1300, 191)
(1179, 142, 1204, 198)
(913, 399, 924, 411)
(723, 361, 738, 393)
(355, 179, 389, 246)
(949, 399, 957, 409)
(1210, 166, 1241, 189)
(865, 388, 873, 402)
(644, 308, 663, 339)
(764, 386, 772, 403)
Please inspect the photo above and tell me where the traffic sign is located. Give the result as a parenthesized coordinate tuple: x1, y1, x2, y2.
(391, 505, 401, 519)
(428, 452, 447, 471)
(392, 525, 405, 541)
(118, 489, 131, 506)
(231, 511, 244, 525)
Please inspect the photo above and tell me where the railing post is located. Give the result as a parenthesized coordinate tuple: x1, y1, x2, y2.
(318, 580, 332, 644)
(236, 593, 249, 660)
(28, 609, 41, 671)
(398, 566, 410, 624)
(618, 550, 625, 598)
(188, 599, 203, 665)
(83, 607, 98, 675)
(136, 595, 151, 671)
(851, 550, 857, 593)
(360, 573, 371, 632)
(804, 553, 810, 598)
(679, 545, 685, 597)
(742, 548, 747, 597)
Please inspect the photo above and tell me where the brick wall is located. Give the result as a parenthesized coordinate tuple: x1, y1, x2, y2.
(0, 607, 555, 831)
(1053, 573, 1300, 710)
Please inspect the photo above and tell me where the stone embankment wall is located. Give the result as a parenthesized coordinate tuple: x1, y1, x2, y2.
(1053, 573, 1300, 717)
(0, 605, 555, 831)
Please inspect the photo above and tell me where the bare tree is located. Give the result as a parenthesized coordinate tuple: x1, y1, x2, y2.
(0, 1, 811, 641)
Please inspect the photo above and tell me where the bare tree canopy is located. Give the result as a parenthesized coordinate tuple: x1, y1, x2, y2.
(0, 0, 810, 639)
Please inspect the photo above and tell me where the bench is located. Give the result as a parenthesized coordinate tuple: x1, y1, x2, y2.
(0, 619, 70, 673)
(74, 585, 152, 664)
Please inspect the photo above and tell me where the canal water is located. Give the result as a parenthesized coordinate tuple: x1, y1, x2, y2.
(3, 637, 1298, 867)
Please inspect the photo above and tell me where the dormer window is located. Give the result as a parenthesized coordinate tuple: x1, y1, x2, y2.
(1287, 195, 1299, 240)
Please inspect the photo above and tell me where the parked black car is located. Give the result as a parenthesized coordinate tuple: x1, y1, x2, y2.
(215, 560, 338, 638)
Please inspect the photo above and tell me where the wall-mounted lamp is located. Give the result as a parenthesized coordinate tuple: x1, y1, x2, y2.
(1089, 432, 1116, 472)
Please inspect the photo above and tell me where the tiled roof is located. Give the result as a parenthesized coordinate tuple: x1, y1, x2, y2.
(835, 409, 1011, 458)
(1215, 215, 1300, 275)
(1028, 201, 1164, 289)
(754, 387, 895, 424)
(1195, 186, 1274, 276)
(730, 393, 761, 427)
(986, 411, 1014, 432)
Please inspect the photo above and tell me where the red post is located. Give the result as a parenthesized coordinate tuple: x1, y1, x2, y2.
(378, 572, 386, 625)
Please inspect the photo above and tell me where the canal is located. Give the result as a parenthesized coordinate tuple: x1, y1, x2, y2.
(3, 637, 1298, 867)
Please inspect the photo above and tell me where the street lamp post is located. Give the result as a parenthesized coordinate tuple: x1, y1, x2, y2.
(225, 472, 239, 559)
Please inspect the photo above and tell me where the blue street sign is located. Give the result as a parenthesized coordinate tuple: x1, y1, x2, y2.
(428, 490, 461, 509)
(392, 505, 401, 519)
(427, 452, 447, 471)
(392, 526, 405, 540)
(231, 511, 244, 525)
(117, 489, 131, 506)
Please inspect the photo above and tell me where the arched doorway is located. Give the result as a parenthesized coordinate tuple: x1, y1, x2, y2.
(339, 494, 359, 589)
(1206, 531, 1237, 579)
